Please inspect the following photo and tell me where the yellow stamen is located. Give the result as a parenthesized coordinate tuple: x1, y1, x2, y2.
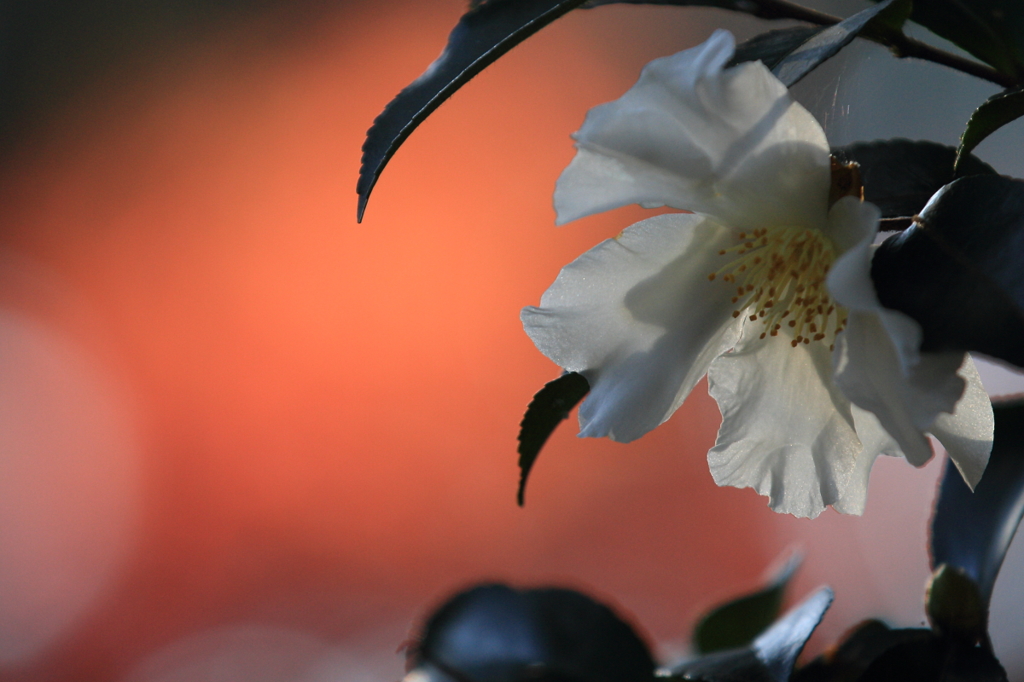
(709, 225, 849, 348)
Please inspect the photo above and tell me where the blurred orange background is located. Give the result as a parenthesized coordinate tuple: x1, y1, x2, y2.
(0, 2, 971, 680)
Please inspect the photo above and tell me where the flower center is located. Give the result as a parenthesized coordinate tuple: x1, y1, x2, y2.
(708, 226, 848, 349)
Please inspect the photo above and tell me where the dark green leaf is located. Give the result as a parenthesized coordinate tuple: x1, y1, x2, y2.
(670, 588, 832, 682)
(832, 140, 996, 228)
(891, 0, 1024, 80)
(693, 552, 800, 654)
(357, 0, 589, 222)
(931, 398, 1024, 607)
(871, 175, 1024, 367)
(957, 87, 1024, 171)
(517, 372, 589, 506)
(727, 26, 823, 70)
(856, 637, 1006, 682)
(411, 583, 656, 682)
(793, 621, 934, 682)
(797, 621, 1007, 681)
(771, 0, 908, 87)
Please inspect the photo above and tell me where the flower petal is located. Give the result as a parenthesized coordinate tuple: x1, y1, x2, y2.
(830, 406, 902, 515)
(521, 213, 743, 443)
(706, 329, 861, 519)
(827, 209, 970, 467)
(930, 355, 994, 490)
(826, 201, 921, 372)
(823, 195, 880, 257)
(833, 312, 965, 467)
(554, 29, 830, 231)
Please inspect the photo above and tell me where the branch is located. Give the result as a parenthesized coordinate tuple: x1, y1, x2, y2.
(890, 34, 1017, 89)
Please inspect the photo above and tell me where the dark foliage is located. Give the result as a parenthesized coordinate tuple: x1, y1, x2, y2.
(670, 588, 833, 682)
(832, 140, 996, 229)
(409, 583, 656, 682)
(357, 0, 589, 221)
(693, 553, 800, 654)
(932, 399, 1024, 606)
(517, 372, 589, 506)
(872, 175, 1024, 367)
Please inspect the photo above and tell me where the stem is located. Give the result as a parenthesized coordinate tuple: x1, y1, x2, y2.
(749, 0, 1017, 89)
(892, 34, 1017, 88)
(879, 217, 913, 231)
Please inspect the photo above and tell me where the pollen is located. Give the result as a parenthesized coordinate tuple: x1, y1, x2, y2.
(709, 226, 848, 347)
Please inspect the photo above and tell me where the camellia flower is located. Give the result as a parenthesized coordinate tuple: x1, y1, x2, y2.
(521, 30, 994, 518)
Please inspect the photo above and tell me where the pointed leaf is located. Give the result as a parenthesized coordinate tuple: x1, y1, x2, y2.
(832, 140, 996, 227)
(517, 372, 589, 506)
(753, 588, 833, 682)
(411, 583, 656, 682)
(771, 0, 908, 87)
(871, 175, 1024, 368)
(957, 87, 1024, 171)
(693, 552, 801, 654)
(357, 0, 589, 221)
(727, 26, 823, 70)
(931, 398, 1024, 607)
(670, 588, 833, 682)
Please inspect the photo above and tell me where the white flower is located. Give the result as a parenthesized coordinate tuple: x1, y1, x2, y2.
(521, 30, 994, 518)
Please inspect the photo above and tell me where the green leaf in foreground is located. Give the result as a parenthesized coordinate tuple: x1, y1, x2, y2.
(693, 552, 801, 654)
(957, 86, 1024, 172)
(517, 372, 590, 506)
(357, 0, 588, 222)
(871, 175, 1024, 368)
(671, 588, 833, 682)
